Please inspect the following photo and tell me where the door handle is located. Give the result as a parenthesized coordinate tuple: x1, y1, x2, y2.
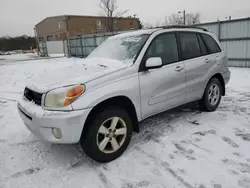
(205, 58, 211, 63)
(175, 66, 184, 72)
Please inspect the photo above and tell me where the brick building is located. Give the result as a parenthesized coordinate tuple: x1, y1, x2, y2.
(35, 15, 140, 41)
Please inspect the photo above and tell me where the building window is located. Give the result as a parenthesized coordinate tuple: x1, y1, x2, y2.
(78, 28, 84, 34)
(47, 35, 53, 41)
(38, 37, 44, 41)
(58, 22, 64, 29)
(96, 20, 102, 30)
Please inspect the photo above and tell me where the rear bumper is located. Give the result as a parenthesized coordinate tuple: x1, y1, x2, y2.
(17, 97, 92, 144)
(223, 71, 231, 85)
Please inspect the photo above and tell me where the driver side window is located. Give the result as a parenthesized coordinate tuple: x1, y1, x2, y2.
(146, 33, 179, 66)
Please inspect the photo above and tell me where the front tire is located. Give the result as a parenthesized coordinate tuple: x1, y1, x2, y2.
(80, 107, 133, 162)
(200, 78, 222, 112)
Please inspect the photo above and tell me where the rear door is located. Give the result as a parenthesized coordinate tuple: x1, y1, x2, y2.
(178, 32, 211, 102)
(139, 33, 186, 119)
(201, 33, 225, 72)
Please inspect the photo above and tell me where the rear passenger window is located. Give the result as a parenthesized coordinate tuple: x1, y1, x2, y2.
(201, 34, 221, 53)
(197, 34, 209, 55)
(146, 33, 179, 65)
(179, 33, 201, 60)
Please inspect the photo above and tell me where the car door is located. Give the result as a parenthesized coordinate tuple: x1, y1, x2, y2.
(138, 33, 186, 119)
(178, 32, 211, 102)
(201, 33, 225, 72)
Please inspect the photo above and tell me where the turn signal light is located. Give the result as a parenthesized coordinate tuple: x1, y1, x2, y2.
(64, 85, 85, 106)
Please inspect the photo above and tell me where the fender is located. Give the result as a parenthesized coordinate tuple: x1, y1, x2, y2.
(72, 73, 142, 121)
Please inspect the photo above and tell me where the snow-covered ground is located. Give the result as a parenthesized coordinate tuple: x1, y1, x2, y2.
(0, 58, 250, 188)
(0, 53, 65, 63)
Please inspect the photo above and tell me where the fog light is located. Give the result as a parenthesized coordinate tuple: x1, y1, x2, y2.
(52, 128, 62, 139)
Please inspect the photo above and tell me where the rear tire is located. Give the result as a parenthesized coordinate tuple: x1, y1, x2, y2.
(80, 107, 133, 162)
(200, 78, 222, 112)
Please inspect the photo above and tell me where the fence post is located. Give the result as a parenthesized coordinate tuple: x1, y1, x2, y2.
(218, 21, 221, 41)
(63, 40, 65, 56)
(83, 37, 87, 58)
(93, 34, 97, 49)
(67, 37, 71, 58)
(79, 35, 84, 58)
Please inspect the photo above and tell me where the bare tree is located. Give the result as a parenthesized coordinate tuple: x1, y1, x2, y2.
(154, 21, 163, 27)
(186, 12, 201, 25)
(168, 12, 201, 25)
(99, 0, 128, 32)
(143, 22, 154, 29)
(168, 14, 183, 25)
(136, 18, 143, 29)
(143, 20, 165, 29)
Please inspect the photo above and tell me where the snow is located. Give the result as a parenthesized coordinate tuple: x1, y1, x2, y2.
(111, 29, 159, 39)
(26, 57, 128, 93)
(18, 98, 44, 118)
(0, 58, 250, 188)
(0, 53, 65, 63)
(48, 54, 65, 58)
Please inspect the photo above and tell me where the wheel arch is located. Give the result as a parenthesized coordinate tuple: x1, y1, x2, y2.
(203, 73, 225, 97)
(82, 96, 139, 136)
(210, 73, 225, 96)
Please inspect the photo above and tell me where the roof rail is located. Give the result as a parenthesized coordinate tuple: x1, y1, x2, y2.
(157, 25, 208, 32)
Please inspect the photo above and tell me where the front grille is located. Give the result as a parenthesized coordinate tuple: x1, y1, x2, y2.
(24, 87, 43, 105)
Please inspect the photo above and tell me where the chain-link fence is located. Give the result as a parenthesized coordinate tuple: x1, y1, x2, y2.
(38, 41, 48, 57)
(68, 31, 126, 58)
(38, 18, 250, 67)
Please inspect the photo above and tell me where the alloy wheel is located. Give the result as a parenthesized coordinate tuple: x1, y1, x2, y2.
(96, 117, 127, 154)
(208, 84, 220, 106)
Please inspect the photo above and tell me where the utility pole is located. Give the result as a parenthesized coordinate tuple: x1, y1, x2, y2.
(178, 10, 186, 25)
(183, 10, 186, 25)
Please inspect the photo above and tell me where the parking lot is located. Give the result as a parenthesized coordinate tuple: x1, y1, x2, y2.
(0, 57, 250, 188)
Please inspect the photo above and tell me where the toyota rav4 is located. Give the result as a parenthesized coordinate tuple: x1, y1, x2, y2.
(18, 26, 231, 162)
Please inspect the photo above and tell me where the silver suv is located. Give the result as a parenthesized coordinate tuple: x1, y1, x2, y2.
(18, 26, 231, 162)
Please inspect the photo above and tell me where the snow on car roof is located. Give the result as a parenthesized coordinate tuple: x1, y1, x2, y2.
(110, 26, 210, 40)
(111, 28, 160, 39)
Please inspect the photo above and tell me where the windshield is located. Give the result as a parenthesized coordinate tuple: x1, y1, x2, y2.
(87, 34, 149, 62)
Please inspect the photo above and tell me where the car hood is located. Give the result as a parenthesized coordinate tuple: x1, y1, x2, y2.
(26, 58, 131, 93)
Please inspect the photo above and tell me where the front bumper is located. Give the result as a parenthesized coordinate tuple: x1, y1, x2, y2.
(17, 97, 92, 144)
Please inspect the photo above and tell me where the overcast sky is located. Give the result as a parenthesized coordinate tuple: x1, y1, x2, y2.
(0, 0, 249, 36)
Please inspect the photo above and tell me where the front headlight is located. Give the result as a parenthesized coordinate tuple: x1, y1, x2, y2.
(44, 85, 85, 108)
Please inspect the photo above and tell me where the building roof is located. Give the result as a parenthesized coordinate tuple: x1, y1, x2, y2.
(192, 17, 250, 26)
(35, 15, 138, 27)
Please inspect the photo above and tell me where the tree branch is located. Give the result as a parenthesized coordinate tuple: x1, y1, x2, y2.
(99, 0, 129, 32)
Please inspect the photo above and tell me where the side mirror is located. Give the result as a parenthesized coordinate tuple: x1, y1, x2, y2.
(145, 57, 163, 69)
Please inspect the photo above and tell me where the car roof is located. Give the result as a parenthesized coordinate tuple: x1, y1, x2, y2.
(111, 28, 160, 39)
(111, 26, 209, 39)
